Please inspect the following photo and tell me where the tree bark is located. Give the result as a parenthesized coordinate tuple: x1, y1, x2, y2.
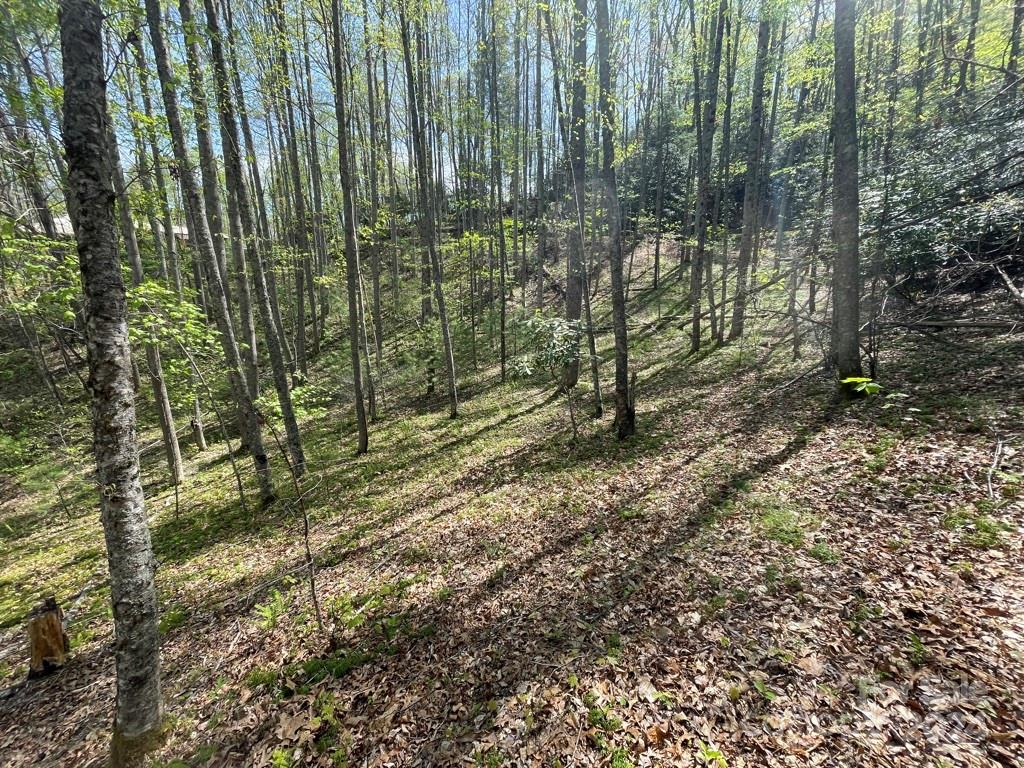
(688, 0, 728, 352)
(400, 4, 458, 418)
(108, 121, 185, 486)
(146, 0, 274, 503)
(832, 0, 864, 388)
(27, 597, 68, 678)
(204, 0, 306, 475)
(333, 0, 370, 453)
(728, 10, 771, 341)
(597, 0, 635, 438)
(59, 2, 163, 759)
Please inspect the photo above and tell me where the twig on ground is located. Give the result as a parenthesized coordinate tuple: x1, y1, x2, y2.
(267, 420, 325, 635)
(986, 437, 1004, 501)
(763, 361, 825, 399)
(213, 619, 243, 675)
(994, 264, 1024, 314)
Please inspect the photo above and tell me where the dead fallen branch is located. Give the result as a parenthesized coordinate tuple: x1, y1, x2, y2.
(877, 319, 1023, 330)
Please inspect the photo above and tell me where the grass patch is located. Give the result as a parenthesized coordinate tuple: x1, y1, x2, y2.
(245, 666, 279, 690)
(942, 508, 1010, 548)
(864, 434, 898, 473)
(696, 741, 728, 767)
(400, 544, 432, 565)
(702, 593, 728, 619)
(616, 503, 645, 521)
(752, 678, 778, 702)
(907, 633, 928, 667)
(159, 604, 189, 635)
(474, 748, 503, 767)
(750, 494, 817, 547)
(484, 563, 507, 588)
(586, 703, 622, 732)
(807, 541, 838, 564)
(847, 599, 883, 635)
(608, 747, 635, 768)
(288, 649, 376, 687)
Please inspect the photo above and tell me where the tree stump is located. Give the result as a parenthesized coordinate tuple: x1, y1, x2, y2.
(27, 596, 68, 678)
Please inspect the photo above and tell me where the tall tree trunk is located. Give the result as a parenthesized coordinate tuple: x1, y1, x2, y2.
(300, 12, 330, 346)
(206, 17, 258, 403)
(914, 0, 933, 120)
(59, 2, 162, 761)
(534, 4, 546, 307)
(223, 0, 291, 374)
(545, 0, 587, 391)
(728, 10, 771, 341)
(177, 0, 262, 408)
(512, 5, 524, 309)
(1007, 0, 1024, 102)
(688, 0, 728, 352)
(751, 18, 784, 274)
(131, 38, 184, 296)
(131, 38, 206, 450)
(224, 0, 270, 242)
(177, 0, 229, 299)
(363, 0, 384, 373)
(400, 4, 458, 418)
(381, 49, 402, 312)
(597, 0, 635, 438)
(5, 25, 72, 224)
(489, 1, 508, 382)
(123, 74, 168, 282)
(652, 86, 666, 291)
(294, 36, 320, 357)
(807, 132, 831, 320)
(108, 120, 185, 486)
(775, 0, 820, 273)
(868, 0, 906, 374)
(955, 0, 981, 99)
(269, 0, 312, 378)
(832, 0, 864, 388)
(716, 6, 741, 345)
(332, 0, 370, 453)
(146, 0, 274, 503)
(0, 96, 58, 240)
(204, 0, 306, 475)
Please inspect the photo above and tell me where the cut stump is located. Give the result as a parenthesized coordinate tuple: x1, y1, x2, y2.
(27, 596, 68, 678)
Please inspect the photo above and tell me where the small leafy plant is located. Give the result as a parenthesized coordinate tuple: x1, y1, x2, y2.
(254, 589, 289, 630)
(752, 678, 778, 702)
(841, 376, 882, 396)
(584, 692, 622, 732)
(907, 633, 928, 667)
(696, 741, 728, 767)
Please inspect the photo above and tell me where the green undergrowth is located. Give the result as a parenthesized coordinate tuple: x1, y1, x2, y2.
(2, 253, 1021, 710)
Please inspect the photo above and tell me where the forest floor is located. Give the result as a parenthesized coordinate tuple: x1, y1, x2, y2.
(1, 254, 1023, 767)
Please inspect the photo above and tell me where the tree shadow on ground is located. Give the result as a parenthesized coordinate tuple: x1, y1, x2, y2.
(213, 360, 839, 764)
